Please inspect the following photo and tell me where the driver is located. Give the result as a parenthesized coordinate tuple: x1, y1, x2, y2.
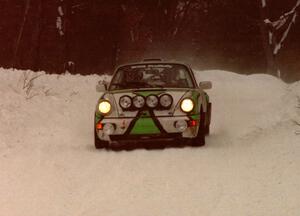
(125, 68, 144, 83)
(161, 68, 177, 86)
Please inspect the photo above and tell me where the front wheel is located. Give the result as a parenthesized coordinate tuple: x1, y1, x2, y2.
(190, 108, 206, 147)
(190, 134, 205, 147)
(204, 103, 212, 135)
(94, 129, 109, 149)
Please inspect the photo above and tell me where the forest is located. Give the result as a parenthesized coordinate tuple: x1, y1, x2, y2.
(0, 0, 299, 81)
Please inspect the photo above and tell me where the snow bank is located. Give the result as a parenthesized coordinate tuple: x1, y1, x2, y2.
(0, 68, 300, 216)
(0, 69, 111, 150)
(197, 70, 298, 138)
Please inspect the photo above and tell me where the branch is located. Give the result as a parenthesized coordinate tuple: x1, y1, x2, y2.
(12, 0, 31, 67)
(296, 96, 300, 108)
(277, 2, 299, 21)
(267, 0, 300, 30)
(293, 120, 300, 126)
(23, 74, 43, 90)
(263, 0, 300, 56)
(26, 93, 39, 100)
(172, 0, 193, 37)
(273, 12, 297, 55)
(72, 3, 87, 10)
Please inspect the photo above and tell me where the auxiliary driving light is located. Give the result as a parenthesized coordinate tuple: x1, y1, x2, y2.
(103, 123, 115, 135)
(175, 120, 188, 132)
(133, 95, 145, 109)
(119, 95, 132, 109)
(98, 100, 112, 115)
(146, 95, 159, 108)
(180, 98, 194, 113)
(159, 94, 173, 108)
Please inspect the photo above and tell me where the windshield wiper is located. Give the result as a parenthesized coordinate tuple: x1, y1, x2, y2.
(110, 83, 126, 89)
(149, 84, 164, 88)
(126, 82, 152, 88)
(111, 82, 163, 89)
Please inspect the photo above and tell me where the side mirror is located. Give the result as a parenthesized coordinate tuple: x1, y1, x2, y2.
(96, 81, 107, 92)
(199, 81, 212, 90)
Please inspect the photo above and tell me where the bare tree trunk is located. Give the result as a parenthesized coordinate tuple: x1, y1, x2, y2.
(111, 3, 122, 70)
(63, 0, 72, 71)
(173, 0, 193, 39)
(12, 0, 31, 68)
(258, 0, 277, 76)
(258, 0, 300, 78)
(33, 0, 44, 71)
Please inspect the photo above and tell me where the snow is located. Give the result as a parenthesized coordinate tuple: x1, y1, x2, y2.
(1, 68, 300, 215)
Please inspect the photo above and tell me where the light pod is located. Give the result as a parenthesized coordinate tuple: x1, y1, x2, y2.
(133, 95, 145, 109)
(103, 123, 115, 135)
(175, 120, 188, 132)
(119, 95, 132, 109)
(146, 95, 159, 108)
(159, 94, 173, 109)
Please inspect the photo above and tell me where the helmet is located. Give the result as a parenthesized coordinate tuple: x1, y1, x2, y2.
(125, 68, 143, 82)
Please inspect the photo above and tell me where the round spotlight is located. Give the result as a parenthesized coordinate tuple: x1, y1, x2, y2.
(103, 123, 115, 135)
(180, 98, 194, 113)
(146, 95, 159, 108)
(119, 95, 132, 109)
(133, 95, 145, 109)
(98, 100, 112, 115)
(175, 120, 188, 132)
(159, 94, 173, 109)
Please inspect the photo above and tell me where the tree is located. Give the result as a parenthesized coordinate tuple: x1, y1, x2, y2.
(12, 0, 31, 68)
(32, 0, 44, 71)
(57, 0, 74, 72)
(259, 0, 300, 78)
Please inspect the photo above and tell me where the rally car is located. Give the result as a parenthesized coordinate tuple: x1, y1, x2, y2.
(94, 59, 212, 150)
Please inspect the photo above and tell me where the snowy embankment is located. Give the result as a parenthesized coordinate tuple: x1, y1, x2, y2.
(0, 68, 300, 216)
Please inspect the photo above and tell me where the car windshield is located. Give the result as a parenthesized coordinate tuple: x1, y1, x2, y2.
(109, 64, 195, 90)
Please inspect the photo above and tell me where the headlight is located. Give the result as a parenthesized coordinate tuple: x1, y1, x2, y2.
(119, 95, 132, 109)
(98, 100, 112, 114)
(146, 95, 159, 108)
(159, 94, 173, 108)
(180, 98, 194, 113)
(133, 95, 145, 109)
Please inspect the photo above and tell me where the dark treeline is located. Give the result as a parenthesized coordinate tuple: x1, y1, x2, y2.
(0, 0, 299, 81)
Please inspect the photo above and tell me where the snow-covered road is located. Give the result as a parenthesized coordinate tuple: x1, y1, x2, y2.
(1, 68, 300, 216)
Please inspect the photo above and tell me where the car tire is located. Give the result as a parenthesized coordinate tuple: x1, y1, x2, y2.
(144, 141, 166, 150)
(191, 107, 206, 147)
(204, 103, 212, 135)
(191, 134, 205, 147)
(204, 126, 210, 135)
(124, 142, 139, 151)
(94, 129, 108, 149)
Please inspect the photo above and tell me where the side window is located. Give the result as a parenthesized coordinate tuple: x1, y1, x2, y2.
(177, 67, 193, 88)
(109, 71, 122, 90)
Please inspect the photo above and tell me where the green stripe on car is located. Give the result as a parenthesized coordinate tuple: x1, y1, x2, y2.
(130, 117, 161, 134)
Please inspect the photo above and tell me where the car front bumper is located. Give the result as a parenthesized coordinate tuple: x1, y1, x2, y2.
(96, 115, 200, 142)
(110, 133, 182, 142)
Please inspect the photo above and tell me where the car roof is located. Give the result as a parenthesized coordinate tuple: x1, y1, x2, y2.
(116, 60, 191, 70)
(111, 60, 198, 89)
